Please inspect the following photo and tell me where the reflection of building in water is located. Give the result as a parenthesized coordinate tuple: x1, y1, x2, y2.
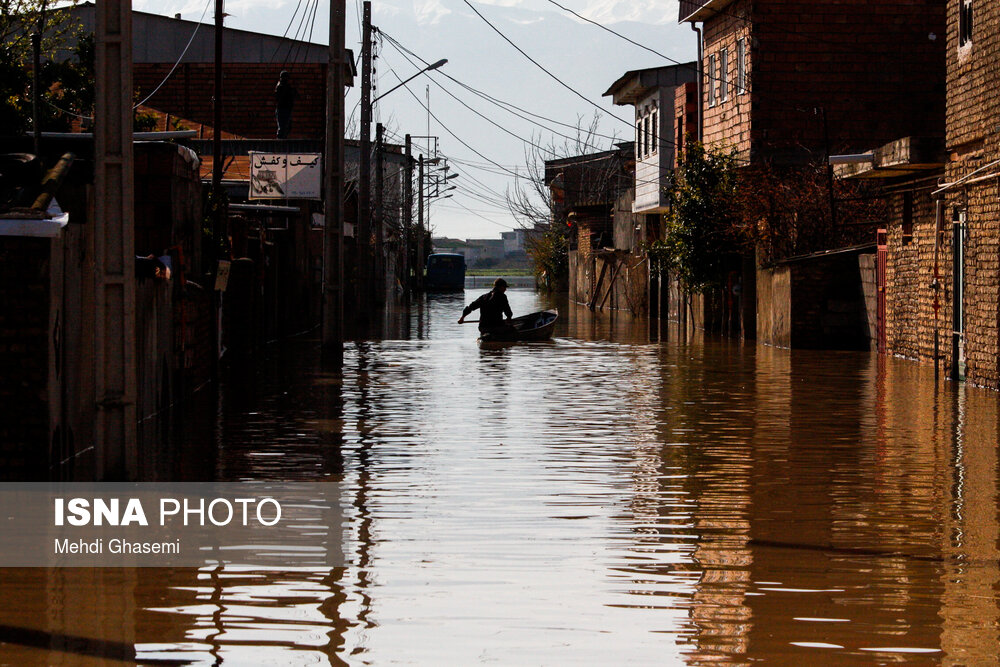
(620, 333, 756, 662)
(938, 385, 1000, 665)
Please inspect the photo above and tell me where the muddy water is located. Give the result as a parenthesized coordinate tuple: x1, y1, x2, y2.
(2, 288, 1000, 665)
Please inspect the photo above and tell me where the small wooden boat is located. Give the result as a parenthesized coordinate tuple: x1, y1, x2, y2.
(479, 309, 558, 343)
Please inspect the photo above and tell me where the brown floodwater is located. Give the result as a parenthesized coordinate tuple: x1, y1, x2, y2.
(2, 288, 1000, 665)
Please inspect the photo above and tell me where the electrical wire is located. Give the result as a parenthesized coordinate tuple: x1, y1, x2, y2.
(134, 0, 214, 109)
(380, 30, 615, 151)
(460, 0, 631, 128)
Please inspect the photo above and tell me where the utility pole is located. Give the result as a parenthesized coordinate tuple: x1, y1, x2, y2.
(358, 0, 372, 318)
(212, 0, 225, 221)
(403, 134, 412, 294)
(323, 0, 346, 361)
(94, 0, 137, 478)
(374, 122, 385, 303)
(417, 155, 424, 292)
(31, 2, 45, 158)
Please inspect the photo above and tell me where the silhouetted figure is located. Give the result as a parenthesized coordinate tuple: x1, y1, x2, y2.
(459, 278, 513, 336)
(275, 71, 298, 139)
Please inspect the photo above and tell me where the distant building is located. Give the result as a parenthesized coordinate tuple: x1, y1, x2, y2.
(501, 229, 528, 254)
(545, 145, 634, 307)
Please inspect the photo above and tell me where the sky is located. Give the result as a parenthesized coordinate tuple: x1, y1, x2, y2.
(132, 0, 696, 240)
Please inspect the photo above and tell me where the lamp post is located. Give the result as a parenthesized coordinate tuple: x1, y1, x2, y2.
(363, 56, 447, 309)
(372, 59, 447, 105)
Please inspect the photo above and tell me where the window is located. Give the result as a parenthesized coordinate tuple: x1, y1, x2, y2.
(719, 48, 729, 102)
(707, 54, 717, 107)
(736, 38, 747, 94)
(650, 110, 657, 154)
(643, 115, 650, 156)
(902, 191, 913, 244)
(636, 120, 642, 159)
(959, 0, 973, 47)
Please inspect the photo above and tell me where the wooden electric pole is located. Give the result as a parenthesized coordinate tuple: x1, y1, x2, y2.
(212, 0, 225, 242)
(374, 121, 385, 304)
(323, 0, 346, 360)
(403, 134, 412, 294)
(358, 0, 372, 318)
(417, 155, 424, 292)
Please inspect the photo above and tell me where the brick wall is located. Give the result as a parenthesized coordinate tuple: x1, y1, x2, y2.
(885, 187, 940, 361)
(701, 0, 752, 158)
(673, 82, 699, 165)
(700, 0, 946, 162)
(134, 63, 327, 139)
(942, 0, 1000, 388)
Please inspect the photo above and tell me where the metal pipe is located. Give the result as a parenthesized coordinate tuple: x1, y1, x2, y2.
(932, 197, 942, 377)
(690, 22, 703, 143)
(932, 159, 1000, 195)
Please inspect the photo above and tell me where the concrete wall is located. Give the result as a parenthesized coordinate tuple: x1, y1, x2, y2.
(757, 250, 872, 350)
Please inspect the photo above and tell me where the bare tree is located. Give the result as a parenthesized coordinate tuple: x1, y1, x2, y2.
(504, 112, 607, 230)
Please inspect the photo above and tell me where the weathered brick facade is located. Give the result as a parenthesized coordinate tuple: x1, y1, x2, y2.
(689, 0, 946, 163)
(884, 188, 940, 361)
(875, 0, 1000, 389)
(940, 0, 1000, 389)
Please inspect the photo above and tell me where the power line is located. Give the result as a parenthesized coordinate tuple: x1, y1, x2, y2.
(460, 0, 631, 128)
(134, 0, 214, 109)
(379, 29, 618, 150)
(386, 67, 528, 179)
(380, 50, 566, 160)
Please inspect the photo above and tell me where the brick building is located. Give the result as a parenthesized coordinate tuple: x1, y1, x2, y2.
(839, 0, 1000, 388)
(545, 145, 634, 307)
(679, 0, 946, 164)
(71, 3, 355, 140)
(679, 0, 946, 346)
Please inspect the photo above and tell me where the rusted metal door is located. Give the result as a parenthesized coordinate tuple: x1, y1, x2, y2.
(876, 228, 887, 354)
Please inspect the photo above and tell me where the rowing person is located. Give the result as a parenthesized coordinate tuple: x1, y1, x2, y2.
(458, 277, 514, 336)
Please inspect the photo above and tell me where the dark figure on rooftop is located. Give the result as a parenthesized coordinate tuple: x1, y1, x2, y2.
(275, 71, 298, 139)
(459, 278, 513, 335)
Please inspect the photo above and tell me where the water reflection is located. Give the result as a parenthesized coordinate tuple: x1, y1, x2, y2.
(2, 289, 1000, 664)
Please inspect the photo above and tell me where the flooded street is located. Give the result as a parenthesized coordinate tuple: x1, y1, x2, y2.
(3, 288, 1000, 665)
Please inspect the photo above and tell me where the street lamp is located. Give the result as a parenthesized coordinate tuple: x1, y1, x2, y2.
(373, 59, 448, 104)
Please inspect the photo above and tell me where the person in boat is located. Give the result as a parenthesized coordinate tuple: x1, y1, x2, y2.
(458, 278, 514, 335)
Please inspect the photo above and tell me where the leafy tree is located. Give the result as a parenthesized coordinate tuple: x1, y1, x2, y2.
(662, 141, 743, 291)
(0, 0, 89, 135)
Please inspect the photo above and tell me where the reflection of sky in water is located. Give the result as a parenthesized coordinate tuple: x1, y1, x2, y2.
(1, 289, 999, 665)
